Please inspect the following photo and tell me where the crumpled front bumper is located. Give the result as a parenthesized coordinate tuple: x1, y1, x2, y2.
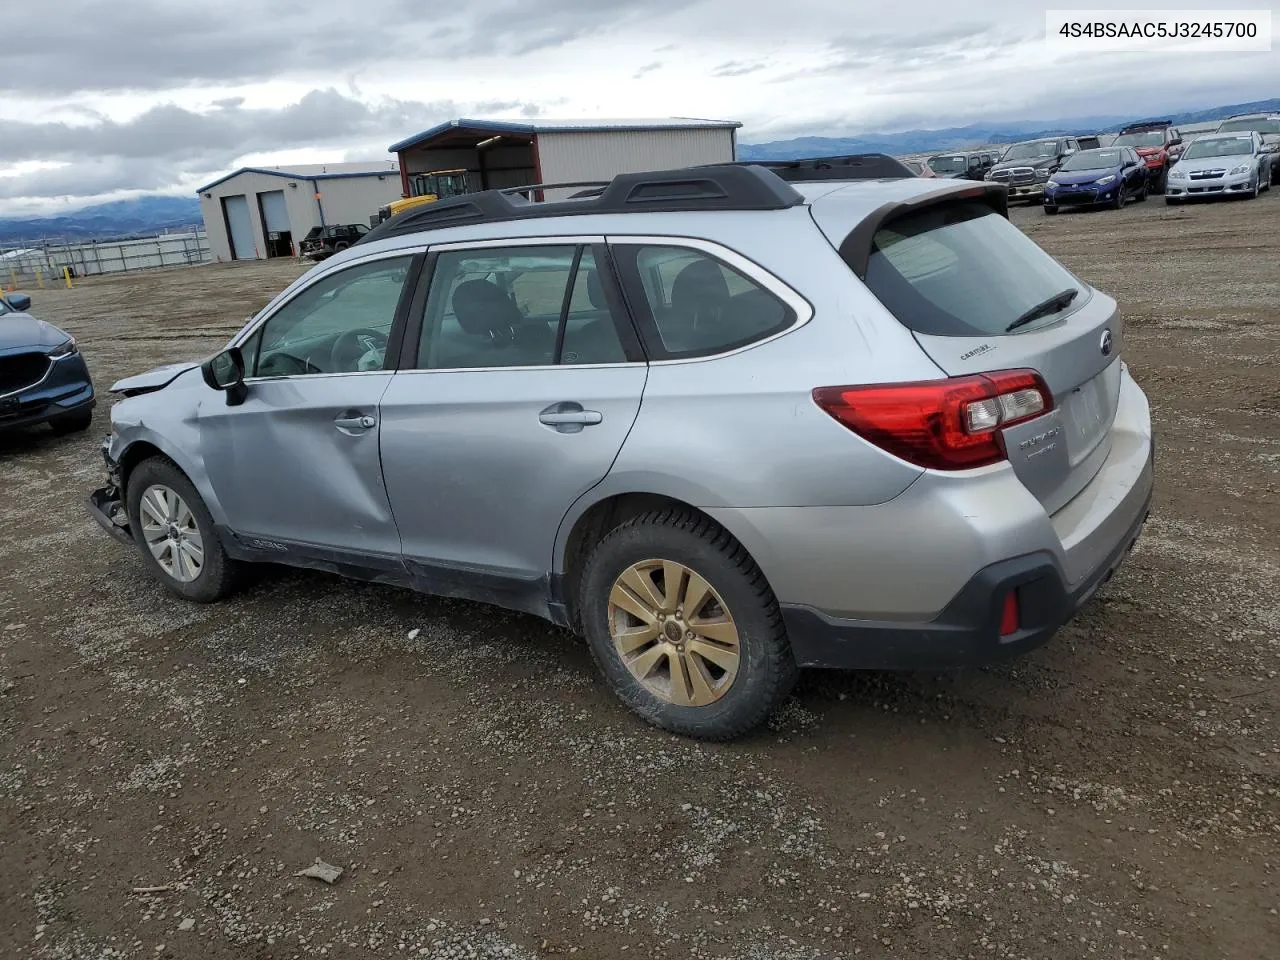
(87, 437, 132, 544)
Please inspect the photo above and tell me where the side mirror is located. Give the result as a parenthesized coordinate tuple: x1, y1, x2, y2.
(200, 346, 248, 406)
(6, 292, 32, 312)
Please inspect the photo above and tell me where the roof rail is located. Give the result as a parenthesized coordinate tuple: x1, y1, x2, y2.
(355, 164, 805, 244)
(728, 153, 917, 182)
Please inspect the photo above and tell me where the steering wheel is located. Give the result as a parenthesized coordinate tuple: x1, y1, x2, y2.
(330, 328, 390, 372)
(258, 351, 323, 377)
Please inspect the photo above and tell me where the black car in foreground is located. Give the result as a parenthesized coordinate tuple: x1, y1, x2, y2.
(0, 293, 95, 435)
(298, 223, 370, 261)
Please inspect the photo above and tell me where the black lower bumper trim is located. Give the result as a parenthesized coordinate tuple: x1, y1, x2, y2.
(88, 487, 132, 545)
(783, 491, 1152, 670)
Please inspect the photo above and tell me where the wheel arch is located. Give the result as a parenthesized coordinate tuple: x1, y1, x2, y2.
(115, 430, 228, 527)
(555, 489, 768, 633)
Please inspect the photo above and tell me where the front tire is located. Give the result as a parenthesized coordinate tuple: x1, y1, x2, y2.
(1113, 187, 1126, 210)
(126, 457, 243, 603)
(579, 509, 797, 741)
(1043, 205, 1059, 216)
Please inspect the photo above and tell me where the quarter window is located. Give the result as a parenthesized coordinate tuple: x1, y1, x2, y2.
(613, 245, 794, 359)
(251, 256, 412, 377)
(415, 245, 630, 370)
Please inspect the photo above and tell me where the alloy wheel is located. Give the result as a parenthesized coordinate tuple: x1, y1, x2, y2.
(139, 484, 204, 583)
(608, 559, 740, 707)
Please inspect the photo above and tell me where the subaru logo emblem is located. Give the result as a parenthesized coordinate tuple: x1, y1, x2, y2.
(1100, 329, 1113, 356)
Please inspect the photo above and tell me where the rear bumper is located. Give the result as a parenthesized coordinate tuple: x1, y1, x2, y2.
(709, 369, 1154, 670)
(781, 483, 1150, 669)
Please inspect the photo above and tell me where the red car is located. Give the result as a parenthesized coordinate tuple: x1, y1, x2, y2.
(1112, 121, 1183, 193)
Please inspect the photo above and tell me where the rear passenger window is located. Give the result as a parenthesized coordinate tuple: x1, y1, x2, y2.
(415, 246, 631, 370)
(613, 245, 794, 359)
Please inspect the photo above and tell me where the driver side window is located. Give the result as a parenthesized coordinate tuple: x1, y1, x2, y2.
(253, 256, 413, 378)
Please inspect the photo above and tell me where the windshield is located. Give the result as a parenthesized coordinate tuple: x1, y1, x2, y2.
(1001, 140, 1060, 161)
(1061, 149, 1122, 171)
(1114, 131, 1165, 147)
(863, 201, 1085, 337)
(1182, 136, 1254, 159)
(0, 300, 9, 316)
(927, 155, 967, 174)
(1217, 118, 1280, 134)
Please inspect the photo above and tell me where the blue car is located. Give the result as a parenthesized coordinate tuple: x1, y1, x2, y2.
(1043, 147, 1150, 214)
(0, 292, 95, 435)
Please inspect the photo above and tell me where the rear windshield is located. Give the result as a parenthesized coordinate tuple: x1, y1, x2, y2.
(1217, 118, 1280, 134)
(1114, 131, 1165, 147)
(303, 227, 323, 239)
(1183, 135, 1254, 159)
(863, 201, 1085, 337)
(1061, 149, 1122, 170)
(928, 155, 967, 174)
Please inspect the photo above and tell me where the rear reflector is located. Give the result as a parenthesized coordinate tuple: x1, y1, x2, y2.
(999, 591, 1020, 636)
(812, 369, 1053, 470)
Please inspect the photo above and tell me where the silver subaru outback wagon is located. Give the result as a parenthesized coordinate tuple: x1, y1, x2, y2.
(89, 157, 1153, 741)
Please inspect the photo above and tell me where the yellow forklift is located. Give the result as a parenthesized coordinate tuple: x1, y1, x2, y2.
(374, 169, 473, 224)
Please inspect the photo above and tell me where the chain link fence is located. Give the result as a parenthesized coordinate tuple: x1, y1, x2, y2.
(1, 231, 211, 288)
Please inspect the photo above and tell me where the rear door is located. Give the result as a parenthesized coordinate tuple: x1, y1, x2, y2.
(815, 193, 1121, 515)
(378, 239, 646, 610)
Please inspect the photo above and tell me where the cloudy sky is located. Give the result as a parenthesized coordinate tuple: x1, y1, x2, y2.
(1, 0, 1275, 215)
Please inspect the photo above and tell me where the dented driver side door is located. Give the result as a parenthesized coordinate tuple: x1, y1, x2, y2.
(197, 253, 419, 565)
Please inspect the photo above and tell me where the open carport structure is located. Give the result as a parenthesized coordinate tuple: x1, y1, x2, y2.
(388, 117, 741, 201)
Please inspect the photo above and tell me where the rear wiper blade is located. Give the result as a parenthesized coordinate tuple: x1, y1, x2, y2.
(1006, 287, 1079, 332)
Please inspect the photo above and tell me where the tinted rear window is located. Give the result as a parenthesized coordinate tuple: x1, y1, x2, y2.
(863, 202, 1085, 337)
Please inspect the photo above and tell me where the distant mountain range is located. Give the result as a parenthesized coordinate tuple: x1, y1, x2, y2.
(738, 98, 1280, 161)
(0, 196, 201, 246)
(2, 97, 1276, 243)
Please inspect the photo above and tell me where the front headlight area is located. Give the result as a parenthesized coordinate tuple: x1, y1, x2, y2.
(48, 337, 79, 359)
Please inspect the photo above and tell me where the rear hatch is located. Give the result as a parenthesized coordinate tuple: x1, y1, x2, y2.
(817, 191, 1121, 515)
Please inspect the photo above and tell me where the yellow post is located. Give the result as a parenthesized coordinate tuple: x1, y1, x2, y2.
(35, 267, 44, 289)
(7, 269, 14, 290)
(63, 267, 73, 289)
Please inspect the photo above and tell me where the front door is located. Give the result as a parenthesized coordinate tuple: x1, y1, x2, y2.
(378, 241, 646, 610)
(200, 253, 419, 564)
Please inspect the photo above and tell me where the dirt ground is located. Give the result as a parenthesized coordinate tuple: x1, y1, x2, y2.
(2, 190, 1277, 960)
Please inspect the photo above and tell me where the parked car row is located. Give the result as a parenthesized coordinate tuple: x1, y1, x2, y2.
(909, 113, 1279, 215)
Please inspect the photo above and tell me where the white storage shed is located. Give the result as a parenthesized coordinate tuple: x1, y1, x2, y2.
(196, 162, 402, 262)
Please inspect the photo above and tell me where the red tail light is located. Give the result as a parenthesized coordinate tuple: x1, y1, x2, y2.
(812, 369, 1053, 470)
(999, 591, 1020, 636)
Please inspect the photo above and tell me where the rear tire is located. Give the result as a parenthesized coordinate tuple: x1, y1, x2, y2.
(126, 457, 243, 603)
(50, 409, 93, 435)
(579, 509, 797, 741)
(1138, 181, 1149, 201)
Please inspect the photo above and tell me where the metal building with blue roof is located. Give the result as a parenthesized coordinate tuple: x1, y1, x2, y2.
(388, 117, 741, 202)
